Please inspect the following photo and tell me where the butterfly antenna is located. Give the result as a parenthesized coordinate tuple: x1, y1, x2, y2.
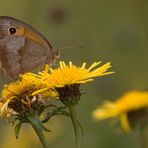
(59, 46, 84, 50)
(51, 46, 84, 65)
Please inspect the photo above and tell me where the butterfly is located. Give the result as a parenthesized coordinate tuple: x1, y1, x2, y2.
(0, 16, 60, 80)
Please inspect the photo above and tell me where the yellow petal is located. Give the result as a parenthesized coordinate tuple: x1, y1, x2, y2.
(120, 114, 132, 132)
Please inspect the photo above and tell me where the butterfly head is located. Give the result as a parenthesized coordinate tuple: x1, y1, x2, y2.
(0, 17, 25, 39)
(0, 16, 52, 49)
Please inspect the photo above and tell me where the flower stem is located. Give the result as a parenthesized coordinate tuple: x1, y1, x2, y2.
(139, 128, 148, 148)
(28, 113, 48, 148)
(68, 105, 80, 148)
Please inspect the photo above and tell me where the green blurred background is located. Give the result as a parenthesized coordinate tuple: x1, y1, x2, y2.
(0, 0, 148, 148)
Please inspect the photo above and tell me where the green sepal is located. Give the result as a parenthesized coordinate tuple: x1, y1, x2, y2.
(41, 124, 51, 132)
(15, 122, 22, 139)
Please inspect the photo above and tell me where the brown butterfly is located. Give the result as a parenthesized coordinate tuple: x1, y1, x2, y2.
(0, 16, 60, 80)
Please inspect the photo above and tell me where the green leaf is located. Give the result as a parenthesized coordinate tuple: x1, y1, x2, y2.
(15, 122, 22, 139)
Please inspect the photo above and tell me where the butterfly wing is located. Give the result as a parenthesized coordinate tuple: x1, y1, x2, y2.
(0, 16, 60, 79)
(19, 38, 52, 74)
(0, 36, 54, 80)
(0, 36, 25, 79)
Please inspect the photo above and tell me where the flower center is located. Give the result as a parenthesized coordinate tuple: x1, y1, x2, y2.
(8, 89, 45, 119)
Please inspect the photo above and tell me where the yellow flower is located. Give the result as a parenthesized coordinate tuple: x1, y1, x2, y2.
(24, 61, 113, 105)
(93, 91, 148, 132)
(39, 61, 113, 87)
(0, 77, 55, 119)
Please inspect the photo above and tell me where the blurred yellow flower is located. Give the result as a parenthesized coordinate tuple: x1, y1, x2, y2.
(93, 91, 148, 132)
